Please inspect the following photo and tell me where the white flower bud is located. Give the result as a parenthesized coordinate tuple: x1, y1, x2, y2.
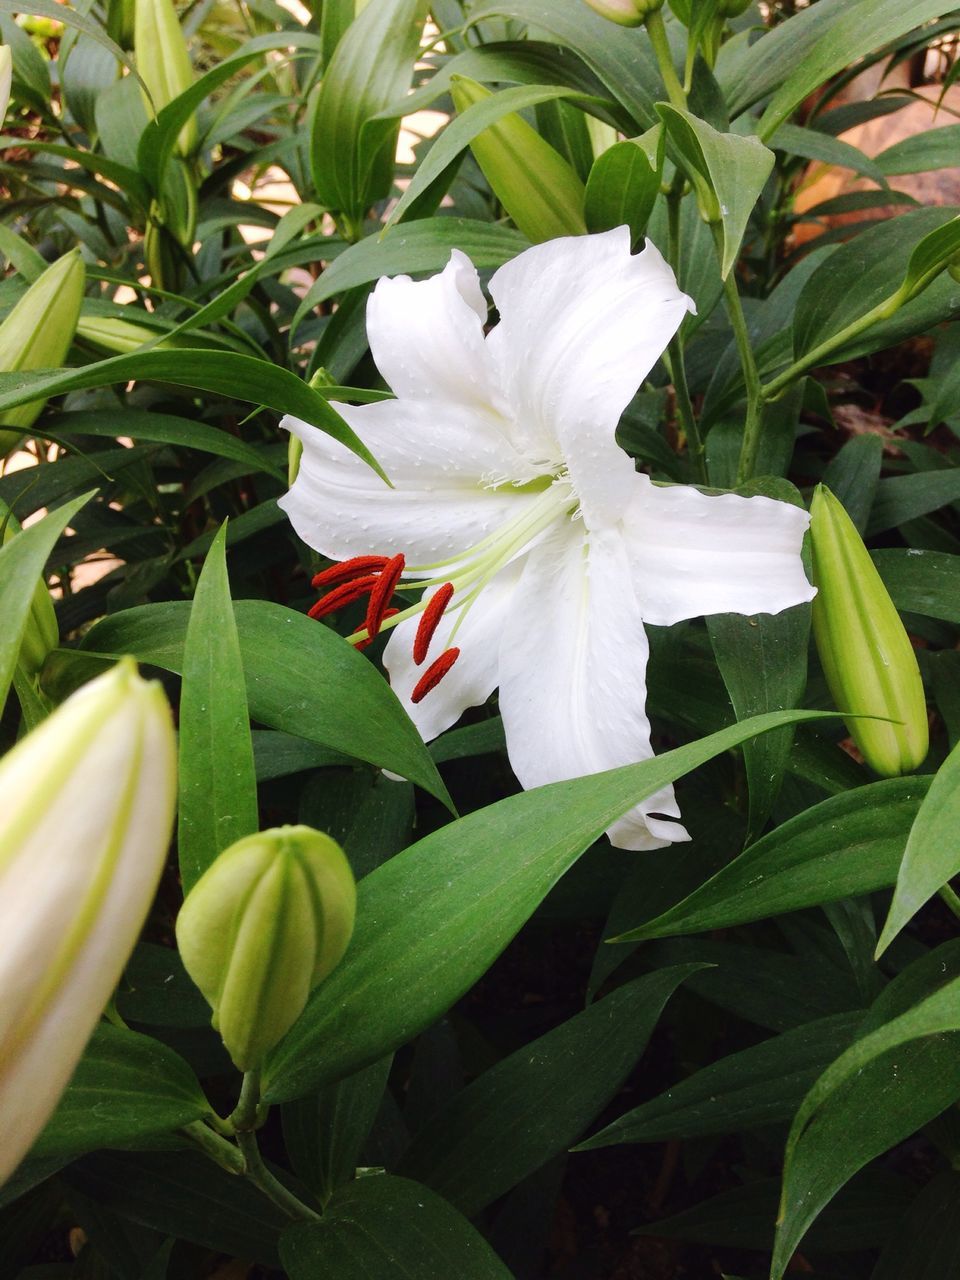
(0, 660, 177, 1186)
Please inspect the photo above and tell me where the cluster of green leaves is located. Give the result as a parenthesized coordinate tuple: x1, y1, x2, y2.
(3, 0, 960, 1277)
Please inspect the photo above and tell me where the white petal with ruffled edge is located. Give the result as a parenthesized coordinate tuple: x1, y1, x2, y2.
(383, 562, 522, 743)
(624, 476, 815, 627)
(366, 249, 504, 412)
(486, 229, 695, 525)
(279, 399, 539, 565)
(498, 522, 689, 851)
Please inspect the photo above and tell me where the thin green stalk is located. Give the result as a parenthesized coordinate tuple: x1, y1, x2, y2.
(939, 883, 960, 925)
(236, 1129, 322, 1222)
(665, 340, 706, 482)
(181, 1120, 246, 1174)
(645, 8, 686, 110)
(712, 226, 763, 484)
(760, 290, 905, 403)
(230, 1066, 266, 1132)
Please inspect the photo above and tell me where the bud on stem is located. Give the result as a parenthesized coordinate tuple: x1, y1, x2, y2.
(809, 484, 928, 777)
(0, 251, 85, 457)
(177, 826, 356, 1071)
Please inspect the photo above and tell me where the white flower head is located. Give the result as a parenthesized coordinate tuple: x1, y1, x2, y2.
(280, 229, 814, 850)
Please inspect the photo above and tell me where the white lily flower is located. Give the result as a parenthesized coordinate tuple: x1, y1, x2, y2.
(0, 661, 176, 1186)
(280, 229, 814, 849)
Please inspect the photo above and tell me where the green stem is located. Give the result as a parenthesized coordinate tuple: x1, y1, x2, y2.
(236, 1130, 322, 1222)
(645, 8, 686, 110)
(939, 884, 960, 925)
(230, 1067, 266, 1133)
(665, 339, 706, 483)
(713, 232, 763, 484)
(760, 289, 905, 404)
(181, 1121, 246, 1174)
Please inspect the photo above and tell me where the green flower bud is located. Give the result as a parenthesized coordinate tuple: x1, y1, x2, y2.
(0, 250, 85, 457)
(810, 484, 928, 777)
(0, 660, 177, 1186)
(583, 0, 664, 23)
(0, 502, 57, 675)
(176, 826, 356, 1071)
(134, 0, 197, 155)
(449, 76, 586, 243)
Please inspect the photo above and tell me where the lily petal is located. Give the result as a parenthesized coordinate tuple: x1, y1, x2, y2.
(279, 400, 537, 564)
(498, 522, 689, 850)
(487, 228, 694, 525)
(367, 249, 503, 411)
(384, 563, 523, 742)
(625, 476, 815, 627)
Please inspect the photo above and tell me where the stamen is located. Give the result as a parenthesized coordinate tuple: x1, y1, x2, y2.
(353, 608, 398, 651)
(411, 648, 461, 703)
(308, 574, 378, 620)
(413, 582, 454, 665)
(312, 555, 389, 589)
(365, 553, 405, 639)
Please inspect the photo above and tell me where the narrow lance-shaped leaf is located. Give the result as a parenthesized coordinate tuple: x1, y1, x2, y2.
(177, 521, 258, 891)
(263, 707, 832, 1102)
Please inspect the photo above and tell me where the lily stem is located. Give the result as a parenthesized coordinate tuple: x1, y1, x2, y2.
(939, 884, 960, 925)
(666, 340, 707, 483)
(645, 8, 686, 110)
(228, 1067, 322, 1221)
(713, 227, 763, 485)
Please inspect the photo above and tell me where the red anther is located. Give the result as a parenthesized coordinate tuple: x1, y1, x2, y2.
(411, 647, 461, 704)
(311, 555, 389, 590)
(365, 553, 406, 640)
(413, 582, 455, 666)
(353, 608, 398, 652)
(307, 574, 378, 620)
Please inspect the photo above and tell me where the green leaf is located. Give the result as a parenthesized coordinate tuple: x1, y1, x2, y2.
(877, 736, 960, 955)
(0, 0, 147, 96)
(793, 208, 960, 363)
(867, 468, 960, 535)
(280, 1175, 513, 1278)
(385, 84, 596, 232)
(584, 128, 661, 243)
(467, 0, 660, 128)
(721, 0, 956, 139)
(32, 1024, 209, 1159)
(577, 1012, 861, 1149)
(901, 213, 960, 298)
(706, 481, 811, 839)
(0, 136, 151, 213)
(769, 121, 890, 188)
(51, 409, 283, 477)
(876, 124, 960, 176)
(397, 966, 700, 1214)
(0, 350, 385, 482)
(0, 492, 93, 716)
(821, 433, 883, 534)
(291, 218, 528, 334)
(872, 1170, 960, 1279)
(62, 1151, 287, 1266)
(614, 778, 927, 941)
(772, 944, 960, 1279)
(177, 523, 258, 891)
(874, 548, 960, 625)
(654, 104, 774, 279)
(282, 1057, 392, 1204)
(309, 0, 429, 220)
(81, 600, 453, 811)
(262, 708, 830, 1102)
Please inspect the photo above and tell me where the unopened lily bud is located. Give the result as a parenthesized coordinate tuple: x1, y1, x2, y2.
(0, 502, 57, 675)
(810, 484, 928, 777)
(0, 660, 176, 1186)
(583, 0, 663, 23)
(134, 0, 197, 155)
(176, 826, 356, 1071)
(449, 75, 587, 243)
(0, 250, 85, 457)
(0, 46, 12, 124)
